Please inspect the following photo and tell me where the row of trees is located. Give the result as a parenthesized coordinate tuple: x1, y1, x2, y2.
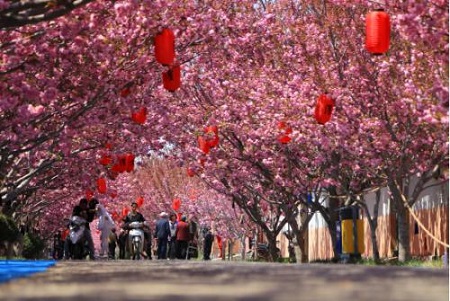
(0, 0, 448, 261)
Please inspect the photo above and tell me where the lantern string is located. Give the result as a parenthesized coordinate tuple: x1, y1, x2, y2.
(394, 179, 450, 248)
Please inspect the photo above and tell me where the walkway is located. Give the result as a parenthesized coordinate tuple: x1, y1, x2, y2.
(0, 260, 448, 301)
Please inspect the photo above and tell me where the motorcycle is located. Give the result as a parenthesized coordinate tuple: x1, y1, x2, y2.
(68, 216, 89, 259)
(127, 221, 147, 260)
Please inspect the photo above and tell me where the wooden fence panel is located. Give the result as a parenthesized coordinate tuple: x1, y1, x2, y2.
(308, 206, 448, 260)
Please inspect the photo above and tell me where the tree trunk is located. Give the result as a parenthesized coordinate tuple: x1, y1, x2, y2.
(388, 178, 411, 262)
(396, 204, 411, 262)
(266, 233, 280, 262)
(361, 192, 381, 264)
(367, 217, 381, 263)
(240, 235, 246, 261)
(293, 230, 308, 263)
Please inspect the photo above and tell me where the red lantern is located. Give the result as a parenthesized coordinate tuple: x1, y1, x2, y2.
(205, 125, 218, 135)
(97, 178, 107, 194)
(155, 28, 175, 66)
(136, 196, 144, 207)
(122, 207, 130, 217)
(365, 9, 390, 55)
(111, 211, 120, 221)
(204, 125, 219, 148)
(172, 198, 182, 211)
(105, 142, 113, 150)
(314, 94, 335, 125)
(120, 87, 131, 97)
(197, 136, 210, 154)
(187, 167, 195, 177)
(131, 107, 147, 124)
(176, 212, 182, 221)
(99, 154, 112, 166)
(118, 155, 127, 172)
(125, 153, 135, 172)
(85, 189, 94, 200)
(277, 121, 287, 130)
(162, 65, 181, 92)
(277, 121, 292, 143)
(277, 135, 291, 144)
(110, 190, 118, 198)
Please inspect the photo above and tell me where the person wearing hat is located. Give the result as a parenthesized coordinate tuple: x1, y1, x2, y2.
(154, 211, 170, 259)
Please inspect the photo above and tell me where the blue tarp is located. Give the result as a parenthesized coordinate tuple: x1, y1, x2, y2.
(0, 260, 56, 283)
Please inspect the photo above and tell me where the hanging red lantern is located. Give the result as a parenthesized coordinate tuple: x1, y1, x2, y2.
(187, 167, 196, 177)
(314, 94, 335, 125)
(277, 121, 287, 130)
(118, 155, 127, 173)
(97, 178, 107, 194)
(172, 198, 182, 211)
(162, 65, 181, 92)
(136, 196, 144, 207)
(111, 211, 120, 221)
(122, 207, 130, 217)
(99, 154, 112, 166)
(197, 136, 210, 154)
(205, 125, 218, 135)
(110, 190, 118, 198)
(120, 87, 131, 97)
(125, 153, 135, 172)
(154, 28, 175, 66)
(131, 107, 147, 124)
(365, 9, 390, 55)
(277, 135, 292, 144)
(85, 189, 93, 200)
(204, 125, 219, 148)
(111, 163, 122, 174)
(277, 121, 292, 143)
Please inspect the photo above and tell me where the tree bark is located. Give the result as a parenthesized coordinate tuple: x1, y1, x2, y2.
(396, 204, 411, 262)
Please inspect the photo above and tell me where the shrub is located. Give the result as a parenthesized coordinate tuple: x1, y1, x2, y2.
(22, 233, 45, 259)
(0, 214, 20, 242)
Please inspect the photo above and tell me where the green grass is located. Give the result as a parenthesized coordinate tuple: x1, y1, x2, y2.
(357, 257, 444, 268)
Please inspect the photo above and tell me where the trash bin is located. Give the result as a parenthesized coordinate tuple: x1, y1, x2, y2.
(339, 206, 364, 259)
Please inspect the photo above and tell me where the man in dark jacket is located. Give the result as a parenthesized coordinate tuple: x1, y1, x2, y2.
(122, 202, 146, 258)
(202, 226, 214, 260)
(154, 212, 170, 259)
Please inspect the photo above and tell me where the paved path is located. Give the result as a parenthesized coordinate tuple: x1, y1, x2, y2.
(0, 260, 448, 301)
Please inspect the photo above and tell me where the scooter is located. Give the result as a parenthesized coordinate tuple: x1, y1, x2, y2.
(128, 221, 147, 260)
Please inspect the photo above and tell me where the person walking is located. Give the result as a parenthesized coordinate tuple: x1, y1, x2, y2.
(154, 212, 170, 259)
(175, 216, 190, 259)
(168, 213, 178, 259)
(108, 228, 118, 259)
(97, 203, 115, 258)
(202, 226, 214, 260)
(187, 214, 199, 259)
(118, 229, 127, 259)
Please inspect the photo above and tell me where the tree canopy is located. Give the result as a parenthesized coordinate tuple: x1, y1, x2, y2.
(0, 0, 448, 249)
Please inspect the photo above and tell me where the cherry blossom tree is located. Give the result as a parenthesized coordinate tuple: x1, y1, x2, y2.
(0, 0, 447, 264)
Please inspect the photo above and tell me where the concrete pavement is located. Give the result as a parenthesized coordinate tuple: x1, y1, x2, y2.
(0, 260, 448, 301)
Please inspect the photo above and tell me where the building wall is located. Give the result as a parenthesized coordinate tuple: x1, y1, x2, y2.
(308, 177, 449, 261)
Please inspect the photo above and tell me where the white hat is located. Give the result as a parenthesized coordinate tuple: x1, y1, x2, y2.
(160, 211, 168, 217)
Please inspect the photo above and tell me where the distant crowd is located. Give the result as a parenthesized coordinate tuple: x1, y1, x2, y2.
(51, 198, 215, 261)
